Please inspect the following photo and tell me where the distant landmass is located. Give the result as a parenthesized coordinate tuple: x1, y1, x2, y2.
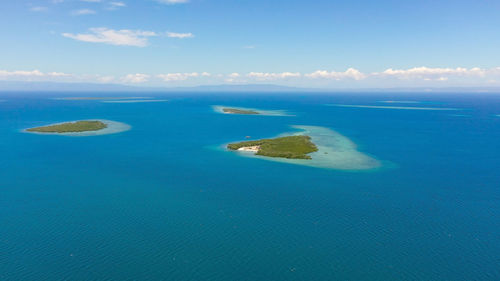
(1, 81, 500, 93)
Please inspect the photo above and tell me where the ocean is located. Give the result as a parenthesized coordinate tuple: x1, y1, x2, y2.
(1, 92, 499, 280)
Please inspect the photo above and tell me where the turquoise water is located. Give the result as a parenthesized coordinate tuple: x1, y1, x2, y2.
(1, 92, 500, 280)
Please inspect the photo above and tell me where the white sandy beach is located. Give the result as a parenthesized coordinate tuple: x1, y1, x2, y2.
(237, 146, 260, 152)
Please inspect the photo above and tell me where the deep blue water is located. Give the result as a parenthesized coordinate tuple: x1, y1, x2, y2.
(1, 92, 500, 280)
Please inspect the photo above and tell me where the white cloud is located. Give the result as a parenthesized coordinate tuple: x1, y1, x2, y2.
(121, 73, 150, 83)
(376, 66, 491, 81)
(303, 67, 500, 82)
(0, 70, 71, 81)
(0, 70, 121, 84)
(72, 9, 96, 15)
(0, 70, 42, 77)
(157, 72, 200, 81)
(30, 6, 48, 12)
(157, 0, 189, 4)
(47, 72, 71, 77)
(306, 68, 366, 80)
(224, 73, 245, 83)
(3, 66, 500, 87)
(81, 0, 101, 2)
(97, 76, 115, 83)
(109, 1, 126, 8)
(247, 72, 301, 81)
(166, 32, 194, 39)
(62, 28, 157, 47)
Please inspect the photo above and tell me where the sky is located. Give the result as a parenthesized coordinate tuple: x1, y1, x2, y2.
(1, 0, 500, 88)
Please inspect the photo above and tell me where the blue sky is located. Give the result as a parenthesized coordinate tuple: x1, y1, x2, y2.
(1, 0, 500, 88)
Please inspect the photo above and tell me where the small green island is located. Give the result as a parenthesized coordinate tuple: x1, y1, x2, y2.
(222, 108, 259, 115)
(228, 135, 318, 159)
(27, 121, 107, 133)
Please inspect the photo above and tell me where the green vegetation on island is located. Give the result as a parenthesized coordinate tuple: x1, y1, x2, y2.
(228, 135, 318, 159)
(222, 108, 259, 115)
(27, 121, 107, 133)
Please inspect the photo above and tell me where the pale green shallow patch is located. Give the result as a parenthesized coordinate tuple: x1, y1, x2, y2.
(213, 105, 292, 116)
(232, 125, 381, 170)
(54, 97, 151, 101)
(102, 99, 168, 103)
(24, 119, 131, 136)
(378, 100, 423, 104)
(328, 104, 459, 111)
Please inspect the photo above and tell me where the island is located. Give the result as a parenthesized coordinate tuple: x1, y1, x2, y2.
(222, 108, 260, 115)
(26, 120, 107, 133)
(227, 135, 318, 159)
(225, 125, 381, 170)
(213, 105, 290, 116)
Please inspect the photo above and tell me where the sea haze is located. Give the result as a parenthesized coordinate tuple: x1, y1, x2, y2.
(1, 92, 499, 280)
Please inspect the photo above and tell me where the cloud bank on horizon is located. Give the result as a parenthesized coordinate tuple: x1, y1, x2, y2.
(2, 67, 500, 88)
(2, 0, 500, 88)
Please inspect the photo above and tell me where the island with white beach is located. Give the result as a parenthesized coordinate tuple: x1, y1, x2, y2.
(227, 125, 382, 170)
(228, 135, 318, 159)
